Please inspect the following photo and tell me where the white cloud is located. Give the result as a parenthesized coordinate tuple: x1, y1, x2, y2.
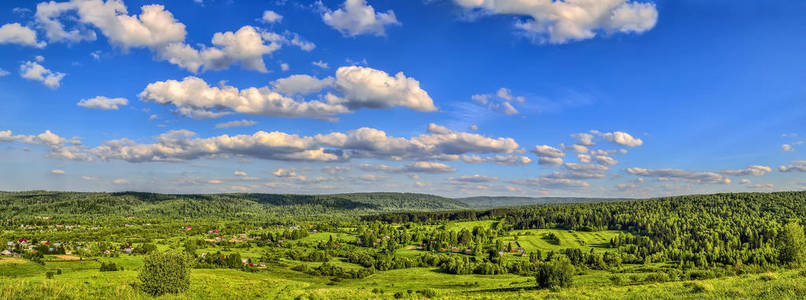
(454, 0, 658, 44)
(330, 66, 437, 112)
(782, 144, 794, 152)
(359, 161, 456, 173)
(577, 153, 591, 163)
(778, 161, 806, 173)
(77, 96, 128, 110)
(0, 68, 9, 77)
(532, 145, 564, 166)
(625, 167, 731, 184)
(322, 0, 400, 37)
(558, 162, 609, 179)
(50, 169, 65, 175)
(571, 133, 595, 146)
(280, 63, 290, 71)
(261, 10, 283, 23)
(139, 76, 349, 119)
(322, 166, 350, 175)
(511, 176, 589, 189)
(215, 120, 257, 129)
(312, 60, 329, 69)
(593, 155, 618, 166)
(471, 94, 489, 104)
(449, 174, 498, 183)
(234, 171, 248, 177)
(34, 1, 306, 73)
(496, 88, 512, 101)
(141, 66, 436, 119)
(112, 178, 129, 184)
(600, 131, 643, 147)
(271, 75, 335, 96)
(52, 123, 519, 164)
(468, 125, 479, 131)
(273, 168, 299, 178)
(19, 61, 65, 89)
(719, 165, 772, 176)
(458, 154, 532, 166)
(0, 23, 46, 48)
(563, 143, 588, 154)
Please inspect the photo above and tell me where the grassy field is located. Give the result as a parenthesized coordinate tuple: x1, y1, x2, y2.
(2, 256, 806, 299)
(2, 220, 805, 299)
(498, 229, 621, 253)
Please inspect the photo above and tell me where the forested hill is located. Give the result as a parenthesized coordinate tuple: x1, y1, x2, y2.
(455, 196, 632, 208)
(0, 191, 467, 220)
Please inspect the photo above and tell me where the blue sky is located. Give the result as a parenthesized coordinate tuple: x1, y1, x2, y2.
(0, 0, 804, 197)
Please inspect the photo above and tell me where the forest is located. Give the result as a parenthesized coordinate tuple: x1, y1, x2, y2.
(1, 191, 805, 299)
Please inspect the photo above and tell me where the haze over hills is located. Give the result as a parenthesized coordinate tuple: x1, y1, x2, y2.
(0, 191, 470, 220)
(455, 196, 634, 208)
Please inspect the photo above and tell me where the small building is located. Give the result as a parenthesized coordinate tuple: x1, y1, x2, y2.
(122, 246, 133, 254)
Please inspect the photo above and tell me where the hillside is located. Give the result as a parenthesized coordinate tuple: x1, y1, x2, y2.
(455, 196, 632, 208)
(0, 191, 468, 220)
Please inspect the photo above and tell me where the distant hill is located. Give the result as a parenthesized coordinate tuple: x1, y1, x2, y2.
(454, 196, 632, 208)
(0, 191, 468, 220)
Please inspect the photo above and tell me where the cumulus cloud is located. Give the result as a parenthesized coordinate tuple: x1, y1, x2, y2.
(782, 144, 794, 152)
(322, 0, 400, 37)
(625, 167, 731, 184)
(593, 154, 618, 166)
(77, 96, 128, 110)
(233, 170, 248, 177)
(139, 76, 349, 119)
(34, 1, 308, 73)
(471, 87, 524, 116)
(215, 120, 257, 129)
(271, 75, 335, 96)
(358, 161, 456, 173)
(329, 66, 437, 111)
(600, 131, 643, 147)
(511, 176, 589, 189)
(141, 66, 436, 119)
(778, 161, 806, 173)
(312, 60, 329, 69)
(0, 23, 46, 48)
(457, 154, 532, 166)
(0, 68, 9, 77)
(322, 166, 350, 175)
(532, 145, 565, 166)
(454, 0, 658, 44)
(261, 10, 283, 23)
(449, 174, 498, 183)
(719, 165, 772, 176)
(563, 143, 588, 154)
(19, 61, 65, 89)
(31, 124, 519, 164)
(571, 133, 595, 146)
(50, 169, 66, 175)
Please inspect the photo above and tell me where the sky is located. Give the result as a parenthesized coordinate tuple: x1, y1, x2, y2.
(0, 0, 804, 198)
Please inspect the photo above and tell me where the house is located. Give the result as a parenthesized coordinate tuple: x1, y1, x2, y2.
(122, 245, 133, 254)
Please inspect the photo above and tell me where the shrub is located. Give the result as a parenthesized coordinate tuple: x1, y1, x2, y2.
(100, 262, 119, 272)
(535, 258, 575, 289)
(137, 251, 191, 296)
(418, 289, 438, 298)
(685, 281, 714, 293)
(759, 272, 777, 281)
(46, 272, 54, 279)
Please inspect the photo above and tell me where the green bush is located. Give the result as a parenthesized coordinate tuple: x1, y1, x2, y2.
(137, 251, 191, 296)
(535, 258, 575, 289)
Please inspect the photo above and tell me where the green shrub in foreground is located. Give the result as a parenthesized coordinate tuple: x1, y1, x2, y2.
(535, 258, 575, 289)
(137, 251, 191, 296)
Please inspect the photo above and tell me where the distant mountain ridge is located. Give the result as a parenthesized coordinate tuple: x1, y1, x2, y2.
(0, 191, 468, 219)
(454, 196, 633, 208)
